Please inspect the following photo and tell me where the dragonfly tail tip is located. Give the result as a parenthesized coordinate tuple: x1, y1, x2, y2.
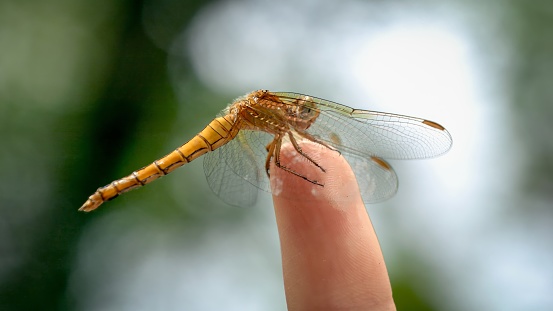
(78, 199, 101, 212)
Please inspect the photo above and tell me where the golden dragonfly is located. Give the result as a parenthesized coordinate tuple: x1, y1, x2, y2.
(80, 90, 452, 212)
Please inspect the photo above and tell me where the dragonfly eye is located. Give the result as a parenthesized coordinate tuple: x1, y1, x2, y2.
(293, 96, 319, 120)
(300, 106, 314, 118)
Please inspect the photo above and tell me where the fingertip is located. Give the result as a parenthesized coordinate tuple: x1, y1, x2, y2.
(270, 142, 361, 209)
(270, 141, 394, 309)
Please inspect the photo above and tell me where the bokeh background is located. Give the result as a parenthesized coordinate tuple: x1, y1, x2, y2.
(1, 0, 552, 310)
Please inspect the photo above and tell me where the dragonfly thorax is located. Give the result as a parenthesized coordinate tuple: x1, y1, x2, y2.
(238, 90, 321, 134)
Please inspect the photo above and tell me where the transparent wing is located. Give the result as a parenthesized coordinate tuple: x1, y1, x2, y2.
(203, 130, 273, 206)
(206, 130, 399, 205)
(273, 92, 453, 160)
(344, 154, 398, 203)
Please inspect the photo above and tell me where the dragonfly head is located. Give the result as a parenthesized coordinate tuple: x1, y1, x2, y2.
(285, 95, 320, 130)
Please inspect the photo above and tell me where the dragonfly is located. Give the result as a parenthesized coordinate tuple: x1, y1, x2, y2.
(79, 90, 452, 212)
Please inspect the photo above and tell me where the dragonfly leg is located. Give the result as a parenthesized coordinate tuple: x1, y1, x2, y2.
(287, 132, 326, 172)
(271, 135, 324, 187)
(265, 139, 277, 177)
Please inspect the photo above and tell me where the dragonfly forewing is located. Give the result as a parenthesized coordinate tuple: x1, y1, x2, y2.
(273, 92, 453, 160)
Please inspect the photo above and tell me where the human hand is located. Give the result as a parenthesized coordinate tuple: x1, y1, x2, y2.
(270, 142, 395, 311)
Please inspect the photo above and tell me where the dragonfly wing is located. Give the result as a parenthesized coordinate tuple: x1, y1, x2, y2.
(274, 92, 452, 159)
(225, 130, 274, 192)
(203, 130, 273, 206)
(343, 153, 398, 203)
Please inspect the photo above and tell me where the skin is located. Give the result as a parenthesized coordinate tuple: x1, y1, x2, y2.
(270, 142, 396, 311)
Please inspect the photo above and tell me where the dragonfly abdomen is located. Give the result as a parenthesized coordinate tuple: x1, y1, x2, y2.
(79, 115, 237, 212)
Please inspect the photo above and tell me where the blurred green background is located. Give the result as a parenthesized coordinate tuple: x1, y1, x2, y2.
(1, 0, 552, 310)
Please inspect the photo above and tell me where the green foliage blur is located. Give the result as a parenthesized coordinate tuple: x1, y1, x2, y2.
(0, 1, 219, 309)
